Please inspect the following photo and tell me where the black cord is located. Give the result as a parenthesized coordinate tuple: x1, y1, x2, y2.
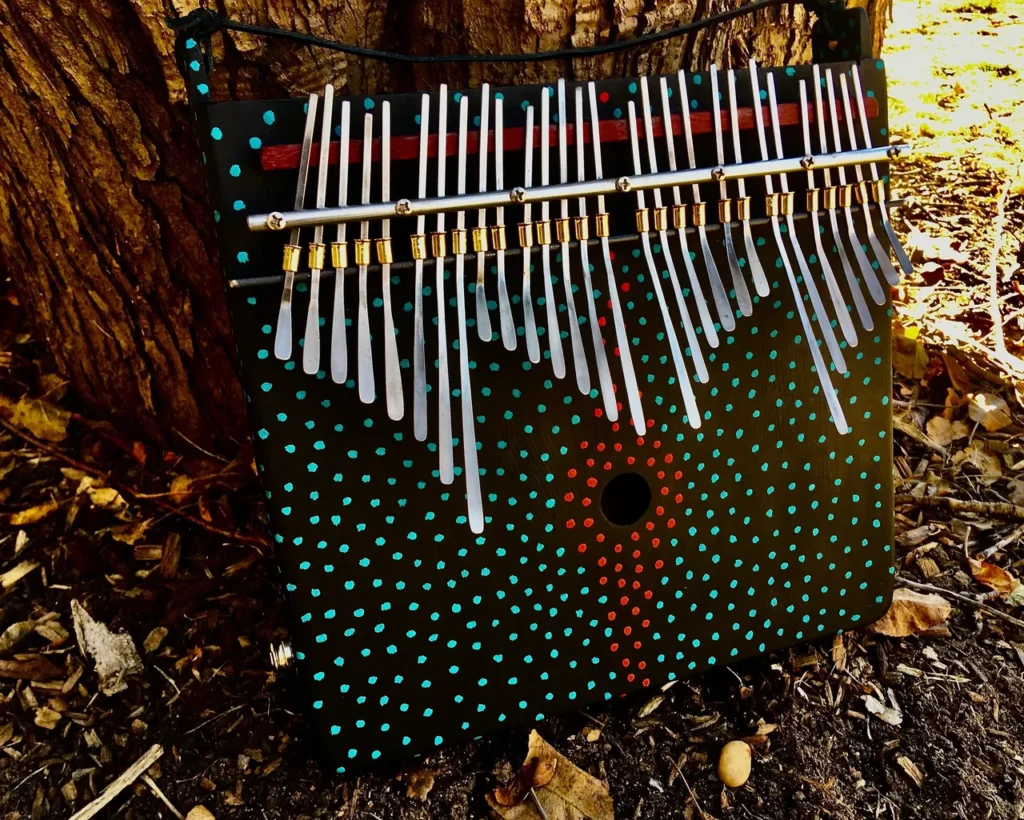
(168, 0, 809, 67)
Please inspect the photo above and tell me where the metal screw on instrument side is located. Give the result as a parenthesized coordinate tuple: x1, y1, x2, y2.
(887, 146, 900, 159)
(269, 641, 294, 670)
(615, 176, 631, 193)
(711, 165, 726, 181)
(267, 212, 287, 231)
(510, 186, 526, 203)
(800, 155, 814, 169)
(395, 198, 412, 216)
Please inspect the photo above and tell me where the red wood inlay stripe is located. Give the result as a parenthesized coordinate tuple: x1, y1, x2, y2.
(259, 97, 880, 172)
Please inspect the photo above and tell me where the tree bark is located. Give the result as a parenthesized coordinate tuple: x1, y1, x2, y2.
(0, 0, 890, 453)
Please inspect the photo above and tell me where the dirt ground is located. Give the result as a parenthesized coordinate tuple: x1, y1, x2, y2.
(2, 0, 1024, 818)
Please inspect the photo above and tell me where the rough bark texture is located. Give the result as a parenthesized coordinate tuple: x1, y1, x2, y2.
(0, 0, 890, 453)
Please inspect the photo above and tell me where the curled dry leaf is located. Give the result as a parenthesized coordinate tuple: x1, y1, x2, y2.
(8, 500, 59, 527)
(896, 756, 925, 787)
(969, 558, 1019, 595)
(71, 599, 143, 696)
(865, 589, 951, 637)
(952, 443, 1003, 484)
(0, 395, 70, 442)
(925, 417, 970, 447)
(968, 393, 1012, 432)
(893, 332, 929, 380)
(864, 695, 903, 726)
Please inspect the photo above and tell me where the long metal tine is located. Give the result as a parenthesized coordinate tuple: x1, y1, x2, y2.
(556, 79, 591, 394)
(798, 80, 859, 347)
(379, 102, 404, 420)
(572, 85, 616, 420)
(627, 101, 701, 430)
(725, 69, 769, 298)
(709, 65, 753, 317)
(274, 92, 318, 361)
(493, 97, 516, 350)
(454, 96, 485, 534)
(748, 61, 848, 435)
(811, 65, 877, 323)
(411, 94, 430, 440)
(640, 77, 708, 384)
(303, 84, 334, 376)
(588, 82, 646, 436)
(850, 64, 913, 275)
(474, 84, 493, 342)
(357, 113, 375, 404)
(435, 85, 454, 484)
(764, 73, 846, 374)
(330, 101, 352, 383)
(838, 72, 901, 287)
(823, 70, 887, 305)
(660, 78, 720, 348)
(678, 70, 735, 332)
(539, 88, 567, 379)
(521, 106, 541, 363)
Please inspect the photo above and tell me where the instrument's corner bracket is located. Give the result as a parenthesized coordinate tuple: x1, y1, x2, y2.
(810, 3, 873, 64)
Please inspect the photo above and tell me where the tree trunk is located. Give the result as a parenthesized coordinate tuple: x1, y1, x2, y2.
(0, 0, 890, 453)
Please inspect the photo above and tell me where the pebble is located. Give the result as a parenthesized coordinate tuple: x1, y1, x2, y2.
(718, 740, 752, 788)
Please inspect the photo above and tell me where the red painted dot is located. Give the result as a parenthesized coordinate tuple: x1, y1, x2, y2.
(633, 641, 642, 650)
(664, 453, 674, 463)
(623, 626, 632, 636)
(657, 470, 666, 480)
(614, 562, 623, 572)
(651, 538, 660, 548)
(586, 458, 595, 467)
(599, 90, 610, 103)
(567, 468, 578, 478)
(622, 658, 630, 668)
(621, 281, 630, 292)
(627, 456, 636, 465)
(614, 442, 623, 452)
(674, 470, 683, 480)
(644, 521, 655, 531)
(630, 531, 640, 541)
(614, 544, 622, 553)
(653, 440, 661, 449)
(627, 673, 636, 682)
(675, 493, 683, 503)
(641, 619, 650, 628)
(661, 486, 670, 496)
(656, 506, 665, 516)
(619, 596, 629, 606)
(654, 559, 664, 569)
(594, 408, 603, 418)
(647, 457, 656, 467)
(608, 612, 616, 621)
(582, 497, 592, 507)
(584, 517, 594, 527)
(596, 533, 606, 543)
(578, 544, 587, 553)
(641, 678, 650, 687)
(635, 564, 644, 574)
(603, 461, 613, 471)
(566, 519, 576, 529)
(667, 518, 676, 528)
(598, 556, 607, 567)
(587, 477, 598, 488)
(644, 590, 653, 599)
(564, 492, 574, 502)
(610, 642, 619, 651)
(631, 606, 640, 616)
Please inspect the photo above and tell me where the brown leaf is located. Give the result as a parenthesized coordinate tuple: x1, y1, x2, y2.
(865, 589, 951, 637)
(0, 621, 35, 654)
(0, 655, 63, 681)
(143, 627, 168, 654)
(9, 500, 59, 526)
(953, 443, 1003, 484)
(893, 332, 929, 380)
(968, 393, 1012, 432)
(0, 559, 40, 589)
(969, 558, 1019, 594)
(0, 395, 70, 442)
(400, 768, 435, 802)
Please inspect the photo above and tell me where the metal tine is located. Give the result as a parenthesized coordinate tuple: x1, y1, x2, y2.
(748, 62, 849, 435)
(556, 79, 591, 394)
(850, 64, 913, 275)
(331, 101, 352, 384)
(627, 101, 701, 430)
(303, 84, 334, 376)
(659, 78, 720, 348)
(411, 94, 430, 440)
(639, 77, 708, 384)
(797, 80, 860, 347)
(725, 69, 770, 298)
(521, 106, 541, 363)
(587, 82, 646, 436)
(435, 85, 455, 485)
(764, 72, 847, 374)
(709, 65, 753, 317)
(821, 69, 886, 305)
(838, 72, 901, 287)
(274, 92, 318, 361)
(380, 102, 404, 420)
(572, 85, 616, 421)
(474, 84, 493, 342)
(539, 88, 567, 379)
(357, 112, 375, 404)
(493, 97, 516, 350)
(809, 65, 874, 331)
(454, 96, 485, 534)
(677, 70, 735, 332)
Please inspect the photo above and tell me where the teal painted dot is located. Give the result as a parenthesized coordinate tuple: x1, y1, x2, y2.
(249, 137, 262, 149)
(197, 83, 209, 96)
(263, 110, 276, 125)
(237, 251, 249, 264)
(364, 97, 375, 110)
(233, 200, 246, 211)
(628, 81, 638, 94)
(210, 127, 223, 140)
(229, 164, 241, 177)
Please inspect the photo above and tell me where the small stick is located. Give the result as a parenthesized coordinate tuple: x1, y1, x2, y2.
(987, 171, 1016, 356)
(69, 744, 163, 820)
(528, 788, 550, 820)
(142, 774, 183, 819)
(667, 756, 710, 820)
(898, 578, 1024, 631)
(895, 493, 1024, 521)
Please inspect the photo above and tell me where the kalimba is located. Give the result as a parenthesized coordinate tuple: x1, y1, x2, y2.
(179, 17, 909, 772)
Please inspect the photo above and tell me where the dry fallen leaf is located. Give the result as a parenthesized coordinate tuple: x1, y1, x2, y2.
(143, 627, 168, 654)
(968, 393, 1012, 432)
(71, 599, 143, 696)
(865, 589, 951, 637)
(9, 500, 59, 527)
(401, 768, 435, 802)
(0, 395, 70, 442)
(925, 417, 970, 447)
(969, 558, 1019, 595)
(864, 695, 903, 726)
(185, 808, 216, 820)
(638, 694, 664, 718)
(953, 443, 1003, 484)
(488, 730, 613, 820)
(0, 621, 35, 653)
(896, 755, 925, 787)
(893, 332, 929, 380)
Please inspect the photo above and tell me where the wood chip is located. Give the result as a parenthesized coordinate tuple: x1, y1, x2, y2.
(896, 755, 925, 787)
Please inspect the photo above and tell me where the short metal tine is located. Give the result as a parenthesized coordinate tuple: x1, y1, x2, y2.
(838, 72, 900, 287)
(850, 64, 913, 275)
(454, 96, 485, 534)
(726, 69, 769, 298)
(331, 101, 352, 384)
(435, 85, 454, 484)
(379, 102, 404, 420)
(275, 91, 318, 361)
(798, 79, 859, 347)
(539, 87, 567, 379)
(303, 84, 333, 376)
(748, 60, 848, 435)
(641, 77, 708, 384)
(823, 69, 886, 305)
(412, 94, 430, 440)
(493, 96, 516, 351)
(573, 85, 617, 420)
(810, 64, 874, 332)
(627, 101, 701, 430)
(357, 112, 375, 404)
(678, 69, 735, 332)
(588, 82, 646, 436)
(660, 77, 720, 348)
(709, 64, 753, 317)
(765, 73, 846, 374)
(521, 106, 541, 363)
(475, 83, 493, 342)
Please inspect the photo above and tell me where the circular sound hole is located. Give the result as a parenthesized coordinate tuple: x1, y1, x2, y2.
(600, 472, 652, 527)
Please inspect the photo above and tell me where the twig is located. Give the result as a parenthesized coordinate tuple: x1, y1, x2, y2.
(183, 702, 247, 735)
(895, 493, 1024, 521)
(987, 171, 1016, 355)
(69, 743, 164, 820)
(142, 774, 183, 819)
(667, 756, 711, 820)
(528, 788, 551, 820)
(898, 578, 1024, 630)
